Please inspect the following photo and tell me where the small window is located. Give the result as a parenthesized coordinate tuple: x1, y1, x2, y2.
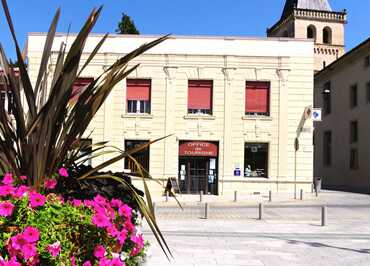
(350, 84, 358, 108)
(350, 121, 358, 143)
(366, 83, 370, 103)
(124, 140, 150, 174)
(323, 131, 332, 167)
(188, 80, 213, 115)
(323, 81, 331, 115)
(350, 148, 359, 170)
(244, 143, 268, 178)
(71, 78, 94, 103)
(323, 27, 332, 44)
(126, 79, 151, 114)
(245, 81, 270, 116)
(0, 90, 14, 114)
(364, 56, 370, 68)
(307, 25, 316, 41)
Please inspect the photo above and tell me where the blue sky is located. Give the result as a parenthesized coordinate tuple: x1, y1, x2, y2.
(0, 0, 369, 60)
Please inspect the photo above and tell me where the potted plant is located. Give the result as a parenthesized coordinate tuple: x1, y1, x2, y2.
(0, 0, 171, 264)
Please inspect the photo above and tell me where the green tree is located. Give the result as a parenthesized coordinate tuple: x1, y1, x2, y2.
(116, 13, 140, 34)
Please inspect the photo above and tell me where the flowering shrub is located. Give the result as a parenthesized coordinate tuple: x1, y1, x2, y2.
(0, 172, 147, 265)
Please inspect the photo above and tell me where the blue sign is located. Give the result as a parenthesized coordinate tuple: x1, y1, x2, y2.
(234, 168, 241, 176)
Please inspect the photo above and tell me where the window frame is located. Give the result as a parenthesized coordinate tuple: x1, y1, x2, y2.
(187, 80, 213, 115)
(366, 82, 370, 103)
(350, 148, 359, 170)
(245, 81, 271, 117)
(323, 81, 331, 115)
(124, 139, 150, 173)
(244, 142, 269, 178)
(350, 84, 358, 109)
(350, 120, 358, 144)
(126, 79, 152, 115)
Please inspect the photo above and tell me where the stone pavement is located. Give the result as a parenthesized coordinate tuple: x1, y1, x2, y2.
(142, 191, 370, 266)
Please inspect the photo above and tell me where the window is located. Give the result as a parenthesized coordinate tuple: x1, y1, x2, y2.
(188, 80, 213, 115)
(350, 84, 358, 108)
(323, 131, 332, 166)
(71, 78, 94, 103)
(124, 140, 150, 174)
(364, 56, 370, 68)
(79, 138, 92, 166)
(244, 143, 268, 178)
(323, 27, 332, 44)
(0, 90, 14, 114)
(245, 81, 270, 116)
(366, 83, 370, 103)
(350, 148, 359, 170)
(350, 121, 358, 143)
(126, 79, 151, 114)
(307, 25, 316, 41)
(322, 81, 331, 115)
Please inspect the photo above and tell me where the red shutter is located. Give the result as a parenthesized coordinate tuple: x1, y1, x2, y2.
(245, 81, 270, 114)
(71, 78, 93, 102)
(188, 80, 212, 110)
(126, 79, 151, 101)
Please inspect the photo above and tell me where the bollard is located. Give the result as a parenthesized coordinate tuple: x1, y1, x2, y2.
(321, 206, 327, 226)
(300, 189, 303, 200)
(200, 190, 203, 202)
(204, 203, 209, 219)
(165, 191, 169, 202)
(234, 191, 238, 202)
(152, 202, 156, 216)
(258, 203, 263, 220)
(311, 183, 314, 194)
(269, 191, 272, 202)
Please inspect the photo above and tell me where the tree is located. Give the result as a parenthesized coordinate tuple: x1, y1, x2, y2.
(116, 13, 140, 34)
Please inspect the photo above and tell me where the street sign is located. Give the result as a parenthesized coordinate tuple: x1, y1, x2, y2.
(312, 108, 322, 122)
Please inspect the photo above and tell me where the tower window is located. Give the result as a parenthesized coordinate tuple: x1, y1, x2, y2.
(307, 25, 316, 41)
(323, 27, 332, 44)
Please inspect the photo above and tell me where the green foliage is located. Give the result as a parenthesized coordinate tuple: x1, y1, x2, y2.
(116, 13, 140, 34)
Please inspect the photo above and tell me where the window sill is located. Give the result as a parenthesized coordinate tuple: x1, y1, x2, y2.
(183, 114, 216, 120)
(242, 115, 272, 121)
(121, 113, 153, 119)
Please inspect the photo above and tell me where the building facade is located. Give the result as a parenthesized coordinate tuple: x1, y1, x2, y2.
(314, 38, 370, 193)
(267, 0, 347, 72)
(27, 34, 314, 196)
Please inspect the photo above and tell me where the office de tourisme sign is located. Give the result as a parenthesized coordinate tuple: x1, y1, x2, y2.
(179, 141, 218, 157)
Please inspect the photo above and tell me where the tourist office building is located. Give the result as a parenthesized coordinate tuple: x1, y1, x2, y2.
(26, 33, 314, 196)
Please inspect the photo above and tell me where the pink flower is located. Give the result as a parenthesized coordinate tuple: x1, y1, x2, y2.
(11, 185, 28, 199)
(2, 173, 13, 185)
(118, 205, 132, 219)
(58, 168, 68, 177)
(71, 256, 76, 266)
(82, 261, 92, 266)
(93, 245, 106, 258)
(23, 227, 40, 243)
(44, 179, 57, 190)
(106, 225, 119, 237)
(21, 243, 37, 260)
(47, 241, 61, 257)
(71, 199, 82, 207)
(2, 257, 21, 266)
(19, 175, 27, 181)
(0, 185, 15, 197)
(130, 234, 144, 256)
(92, 214, 111, 228)
(98, 258, 111, 266)
(94, 194, 108, 206)
(83, 200, 93, 208)
(0, 201, 14, 217)
(29, 192, 46, 208)
(111, 258, 125, 266)
(117, 229, 128, 245)
(10, 235, 28, 250)
(110, 199, 123, 209)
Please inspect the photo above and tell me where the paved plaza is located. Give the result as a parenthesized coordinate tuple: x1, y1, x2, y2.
(142, 191, 370, 266)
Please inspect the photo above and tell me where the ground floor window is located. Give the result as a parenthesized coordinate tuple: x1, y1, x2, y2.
(244, 143, 268, 178)
(124, 140, 150, 174)
(79, 138, 92, 166)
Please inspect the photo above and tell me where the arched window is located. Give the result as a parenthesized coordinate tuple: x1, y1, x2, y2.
(307, 25, 316, 41)
(323, 27, 332, 44)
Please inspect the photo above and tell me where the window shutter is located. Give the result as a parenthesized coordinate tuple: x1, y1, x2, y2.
(71, 78, 93, 102)
(188, 80, 212, 110)
(126, 79, 151, 101)
(245, 81, 270, 114)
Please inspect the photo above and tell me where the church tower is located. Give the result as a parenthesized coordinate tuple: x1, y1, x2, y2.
(267, 0, 347, 71)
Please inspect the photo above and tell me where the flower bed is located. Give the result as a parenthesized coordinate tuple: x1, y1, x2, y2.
(0, 171, 146, 265)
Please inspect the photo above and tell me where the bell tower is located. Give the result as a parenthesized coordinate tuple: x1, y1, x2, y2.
(267, 0, 347, 71)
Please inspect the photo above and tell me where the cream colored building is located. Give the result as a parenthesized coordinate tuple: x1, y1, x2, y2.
(27, 33, 314, 196)
(314, 38, 370, 193)
(268, 0, 347, 72)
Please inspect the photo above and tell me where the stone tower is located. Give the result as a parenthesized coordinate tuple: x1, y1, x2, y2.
(267, 0, 347, 71)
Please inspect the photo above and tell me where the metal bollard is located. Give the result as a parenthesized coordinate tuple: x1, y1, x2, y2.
(205, 203, 209, 219)
(234, 191, 238, 202)
(321, 206, 327, 226)
(269, 191, 272, 202)
(311, 183, 314, 194)
(258, 203, 263, 220)
(166, 191, 169, 202)
(200, 190, 203, 202)
(300, 189, 303, 200)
